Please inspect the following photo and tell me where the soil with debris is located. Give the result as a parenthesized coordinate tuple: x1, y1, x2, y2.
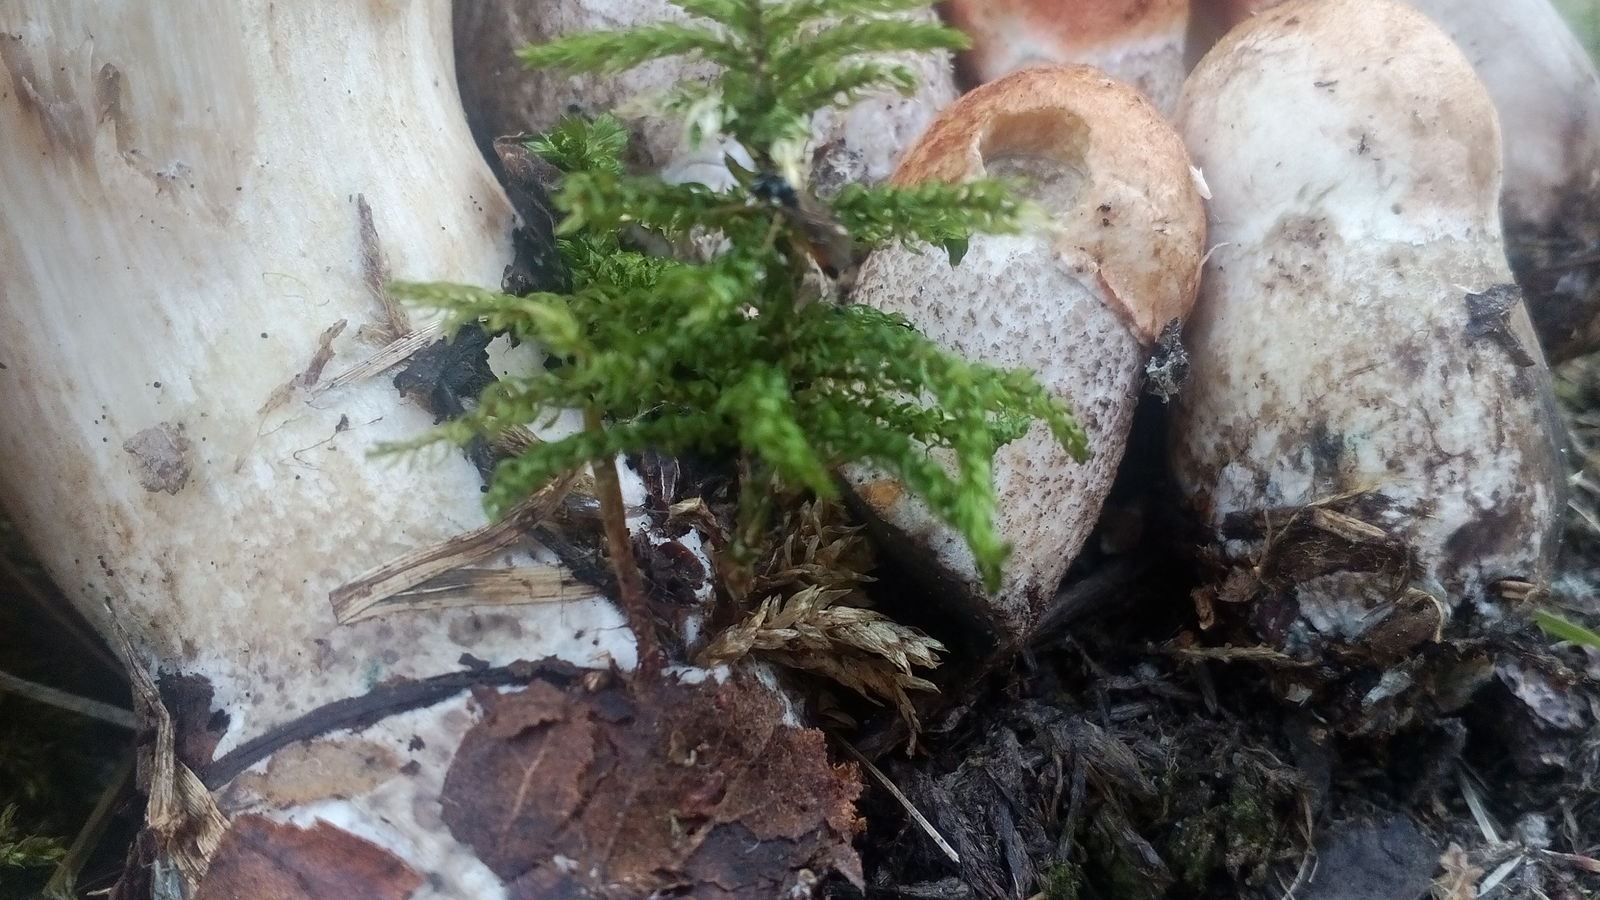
(0, 518, 138, 899)
(6, 396, 1600, 900)
(836, 388, 1600, 900)
(10, 298, 1600, 900)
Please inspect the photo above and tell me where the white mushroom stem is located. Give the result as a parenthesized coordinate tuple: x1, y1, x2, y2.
(0, 3, 597, 892)
(1196, 0, 1600, 360)
(941, 0, 1192, 114)
(0, 3, 850, 895)
(0, 0, 591, 739)
(1173, 0, 1566, 657)
(849, 65, 1205, 652)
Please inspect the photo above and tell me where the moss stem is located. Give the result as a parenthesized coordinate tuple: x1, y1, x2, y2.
(585, 407, 663, 678)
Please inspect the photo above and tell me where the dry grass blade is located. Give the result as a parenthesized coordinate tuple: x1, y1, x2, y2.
(1477, 856, 1523, 896)
(837, 739, 961, 866)
(314, 320, 444, 395)
(330, 470, 578, 622)
(1458, 770, 1502, 844)
(338, 566, 602, 623)
(106, 612, 225, 891)
(0, 669, 135, 729)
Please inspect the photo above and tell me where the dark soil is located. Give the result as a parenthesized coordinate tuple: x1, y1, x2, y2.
(842, 386, 1600, 900)
(0, 520, 137, 899)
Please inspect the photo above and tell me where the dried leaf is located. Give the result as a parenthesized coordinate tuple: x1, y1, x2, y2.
(194, 815, 422, 900)
(1432, 843, 1482, 900)
(438, 674, 862, 897)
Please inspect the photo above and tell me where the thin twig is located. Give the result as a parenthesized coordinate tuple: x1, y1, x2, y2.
(1166, 645, 1315, 668)
(200, 661, 578, 789)
(0, 669, 135, 729)
(836, 740, 961, 866)
(44, 753, 134, 900)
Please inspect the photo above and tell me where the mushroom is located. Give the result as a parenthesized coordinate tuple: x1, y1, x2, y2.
(0, 2, 856, 895)
(849, 65, 1206, 655)
(941, 0, 1192, 113)
(1172, 0, 1567, 726)
(1196, 0, 1600, 361)
(455, 0, 958, 190)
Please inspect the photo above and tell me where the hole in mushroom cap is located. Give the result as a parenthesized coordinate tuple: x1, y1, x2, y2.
(977, 108, 1090, 210)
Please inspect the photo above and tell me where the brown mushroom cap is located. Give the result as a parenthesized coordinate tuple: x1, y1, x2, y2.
(944, 0, 1189, 55)
(894, 64, 1204, 343)
(943, 0, 1191, 109)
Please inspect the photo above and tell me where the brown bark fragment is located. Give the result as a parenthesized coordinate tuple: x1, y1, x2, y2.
(194, 814, 423, 900)
(441, 674, 863, 898)
(357, 194, 410, 341)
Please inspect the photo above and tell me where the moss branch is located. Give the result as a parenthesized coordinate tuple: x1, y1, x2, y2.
(585, 407, 663, 677)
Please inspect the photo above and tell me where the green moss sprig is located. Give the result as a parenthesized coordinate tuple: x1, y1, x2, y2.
(394, 0, 1086, 639)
